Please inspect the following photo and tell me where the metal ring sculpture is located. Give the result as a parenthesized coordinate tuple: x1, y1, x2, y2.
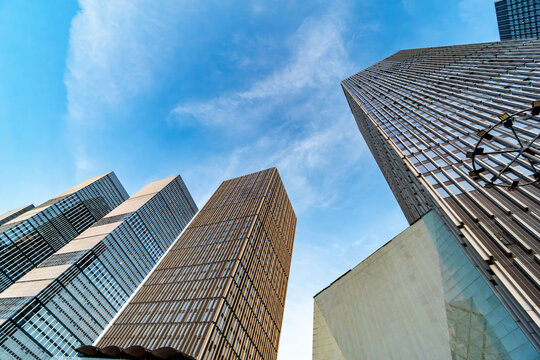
(467, 100, 540, 190)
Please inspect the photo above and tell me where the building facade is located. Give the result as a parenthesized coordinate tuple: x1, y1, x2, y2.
(79, 168, 296, 360)
(313, 211, 539, 359)
(0, 172, 128, 294)
(0, 205, 35, 227)
(341, 40, 540, 352)
(0, 175, 197, 359)
(495, 0, 539, 40)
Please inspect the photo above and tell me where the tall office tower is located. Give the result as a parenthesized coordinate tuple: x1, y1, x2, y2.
(0, 175, 197, 359)
(341, 41, 540, 352)
(0, 172, 128, 293)
(79, 168, 296, 360)
(495, 0, 539, 40)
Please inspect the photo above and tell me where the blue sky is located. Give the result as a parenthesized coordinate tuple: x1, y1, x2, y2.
(0, 0, 499, 358)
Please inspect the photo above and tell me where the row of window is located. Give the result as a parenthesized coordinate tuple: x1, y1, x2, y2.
(0, 176, 127, 293)
(0, 179, 194, 359)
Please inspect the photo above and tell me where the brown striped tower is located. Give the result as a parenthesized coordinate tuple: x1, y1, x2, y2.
(79, 167, 296, 360)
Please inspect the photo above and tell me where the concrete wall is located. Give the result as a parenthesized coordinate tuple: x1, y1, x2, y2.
(313, 211, 538, 360)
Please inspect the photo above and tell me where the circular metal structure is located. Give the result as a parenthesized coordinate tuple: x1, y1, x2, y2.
(467, 100, 540, 190)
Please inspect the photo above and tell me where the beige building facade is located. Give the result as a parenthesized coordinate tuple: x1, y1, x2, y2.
(313, 211, 538, 360)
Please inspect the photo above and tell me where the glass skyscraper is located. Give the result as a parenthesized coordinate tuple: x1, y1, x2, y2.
(0, 172, 128, 294)
(313, 211, 539, 359)
(0, 175, 197, 359)
(495, 0, 540, 40)
(78, 168, 296, 360)
(341, 40, 540, 353)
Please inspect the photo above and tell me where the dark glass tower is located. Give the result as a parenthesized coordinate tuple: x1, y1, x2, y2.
(495, 0, 540, 40)
(0, 172, 128, 293)
(0, 175, 197, 359)
(79, 168, 296, 360)
(342, 40, 540, 351)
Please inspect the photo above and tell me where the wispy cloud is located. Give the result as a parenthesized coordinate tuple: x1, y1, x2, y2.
(74, 146, 92, 171)
(172, 5, 369, 214)
(64, 0, 193, 124)
(171, 11, 354, 129)
(64, 0, 197, 179)
(169, 10, 384, 358)
(187, 115, 366, 213)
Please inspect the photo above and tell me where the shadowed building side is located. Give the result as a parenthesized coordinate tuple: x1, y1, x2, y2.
(88, 167, 296, 360)
(0, 175, 197, 360)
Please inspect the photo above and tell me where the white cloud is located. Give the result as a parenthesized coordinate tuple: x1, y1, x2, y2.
(64, 0, 200, 179)
(65, 0, 192, 124)
(187, 114, 365, 213)
(173, 5, 368, 215)
(171, 10, 354, 129)
(74, 147, 92, 171)
(63, 2, 402, 360)
(170, 10, 382, 359)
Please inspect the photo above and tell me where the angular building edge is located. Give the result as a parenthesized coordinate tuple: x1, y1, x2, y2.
(0, 174, 197, 359)
(342, 79, 540, 352)
(313, 210, 539, 359)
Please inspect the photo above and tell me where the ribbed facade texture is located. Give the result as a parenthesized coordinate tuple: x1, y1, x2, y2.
(0, 172, 128, 294)
(0, 205, 35, 227)
(90, 168, 296, 360)
(0, 175, 197, 359)
(341, 40, 540, 350)
(495, 0, 540, 41)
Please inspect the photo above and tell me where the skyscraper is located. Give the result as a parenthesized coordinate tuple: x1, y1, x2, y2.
(0, 172, 128, 293)
(0, 175, 197, 359)
(341, 40, 540, 351)
(495, 0, 539, 40)
(78, 168, 296, 360)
